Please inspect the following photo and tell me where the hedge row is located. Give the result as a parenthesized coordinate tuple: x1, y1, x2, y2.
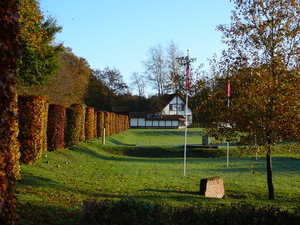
(17, 95, 129, 164)
(79, 198, 300, 225)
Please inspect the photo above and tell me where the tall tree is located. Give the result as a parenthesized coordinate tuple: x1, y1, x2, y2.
(96, 66, 128, 95)
(143, 43, 168, 96)
(18, 47, 91, 106)
(196, 0, 300, 200)
(130, 72, 146, 97)
(165, 40, 185, 94)
(84, 71, 114, 110)
(17, 0, 63, 86)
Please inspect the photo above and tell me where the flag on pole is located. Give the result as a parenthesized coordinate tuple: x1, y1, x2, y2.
(226, 81, 231, 97)
(186, 65, 191, 90)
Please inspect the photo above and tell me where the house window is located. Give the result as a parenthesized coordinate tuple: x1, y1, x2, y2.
(171, 104, 183, 111)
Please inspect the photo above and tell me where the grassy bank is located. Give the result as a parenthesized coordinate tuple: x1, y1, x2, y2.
(16, 129, 300, 224)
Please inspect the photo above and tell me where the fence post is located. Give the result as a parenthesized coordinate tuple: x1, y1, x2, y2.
(102, 128, 105, 145)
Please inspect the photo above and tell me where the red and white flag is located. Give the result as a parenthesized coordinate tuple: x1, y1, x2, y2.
(226, 81, 231, 97)
(186, 66, 191, 91)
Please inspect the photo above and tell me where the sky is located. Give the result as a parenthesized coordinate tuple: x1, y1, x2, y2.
(39, 0, 235, 95)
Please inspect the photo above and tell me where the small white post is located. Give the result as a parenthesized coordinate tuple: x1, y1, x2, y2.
(102, 128, 106, 145)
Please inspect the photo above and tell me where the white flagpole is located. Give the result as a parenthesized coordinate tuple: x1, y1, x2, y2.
(226, 72, 230, 167)
(183, 50, 190, 176)
(177, 50, 195, 176)
(184, 90, 188, 176)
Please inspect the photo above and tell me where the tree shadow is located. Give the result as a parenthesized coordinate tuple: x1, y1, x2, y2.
(140, 188, 200, 196)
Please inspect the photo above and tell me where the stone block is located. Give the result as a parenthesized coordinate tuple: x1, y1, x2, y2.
(199, 176, 224, 198)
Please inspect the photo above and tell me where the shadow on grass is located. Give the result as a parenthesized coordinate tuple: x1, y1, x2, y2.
(18, 172, 58, 187)
(72, 145, 300, 173)
(130, 130, 207, 137)
(140, 188, 200, 196)
(74, 143, 234, 159)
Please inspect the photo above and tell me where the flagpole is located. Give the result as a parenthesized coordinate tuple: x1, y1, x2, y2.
(226, 67, 230, 168)
(176, 50, 196, 176)
(183, 50, 190, 176)
(184, 86, 188, 176)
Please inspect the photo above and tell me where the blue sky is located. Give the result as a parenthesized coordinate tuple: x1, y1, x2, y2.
(40, 0, 234, 94)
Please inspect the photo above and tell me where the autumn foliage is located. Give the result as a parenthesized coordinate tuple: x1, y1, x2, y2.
(47, 104, 66, 151)
(18, 95, 49, 164)
(0, 0, 23, 223)
(196, 0, 300, 200)
(97, 111, 105, 138)
(85, 107, 95, 141)
(70, 103, 86, 142)
(65, 107, 82, 148)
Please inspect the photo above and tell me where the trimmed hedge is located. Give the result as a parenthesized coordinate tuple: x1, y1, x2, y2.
(18, 95, 49, 164)
(110, 112, 116, 135)
(94, 110, 97, 138)
(65, 107, 82, 148)
(70, 103, 85, 142)
(96, 111, 105, 138)
(47, 104, 66, 151)
(0, 89, 20, 225)
(79, 198, 300, 225)
(103, 111, 110, 136)
(85, 107, 95, 141)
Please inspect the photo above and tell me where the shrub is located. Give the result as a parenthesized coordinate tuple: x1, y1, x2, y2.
(65, 107, 82, 148)
(85, 107, 95, 141)
(96, 111, 105, 138)
(78, 198, 300, 225)
(70, 103, 85, 142)
(103, 111, 110, 136)
(47, 104, 66, 151)
(110, 112, 116, 135)
(94, 110, 97, 138)
(18, 95, 49, 164)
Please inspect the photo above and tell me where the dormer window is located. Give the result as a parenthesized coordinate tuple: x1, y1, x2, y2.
(171, 104, 183, 111)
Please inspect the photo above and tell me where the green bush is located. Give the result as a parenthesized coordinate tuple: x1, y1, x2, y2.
(47, 104, 66, 151)
(78, 198, 300, 225)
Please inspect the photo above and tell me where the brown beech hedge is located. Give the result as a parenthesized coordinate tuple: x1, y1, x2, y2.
(97, 111, 105, 138)
(47, 104, 66, 151)
(85, 107, 95, 141)
(70, 103, 85, 142)
(18, 95, 49, 165)
(65, 107, 82, 148)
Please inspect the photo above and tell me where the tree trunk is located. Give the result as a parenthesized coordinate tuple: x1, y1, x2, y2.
(266, 145, 274, 199)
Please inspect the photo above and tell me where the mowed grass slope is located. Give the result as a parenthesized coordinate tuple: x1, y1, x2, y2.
(16, 129, 300, 224)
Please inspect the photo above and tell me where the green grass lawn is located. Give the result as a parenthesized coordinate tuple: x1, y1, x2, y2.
(16, 128, 300, 224)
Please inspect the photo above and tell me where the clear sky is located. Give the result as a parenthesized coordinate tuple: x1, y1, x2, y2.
(39, 0, 235, 95)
